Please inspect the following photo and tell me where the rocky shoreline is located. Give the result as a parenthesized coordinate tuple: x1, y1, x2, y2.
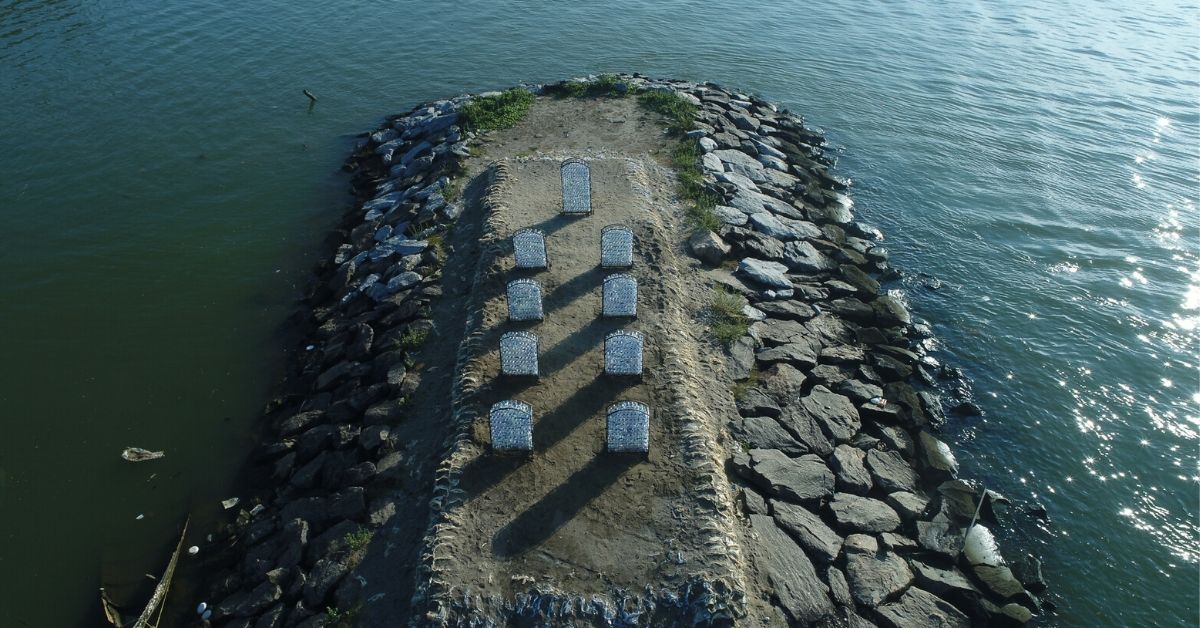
(194, 74, 1046, 627)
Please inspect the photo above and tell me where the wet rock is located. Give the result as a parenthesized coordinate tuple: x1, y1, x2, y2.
(830, 493, 901, 533)
(843, 534, 913, 607)
(749, 514, 835, 623)
(828, 297, 877, 324)
(731, 417, 806, 456)
(747, 449, 835, 502)
(302, 558, 349, 608)
(866, 449, 919, 493)
(876, 587, 970, 628)
(916, 521, 964, 558)
(839, 264, 880, 296)
(885, 491, 930, 521)
(688, 230, 730, 265)
(909, 559, 979, 599)
(1000, 602, 1035, 623)
(973, 564, 1026, 599)
(772, 501, 843, 563)
(728, 335, 756, 381)
(738, 258, 792, 289)
(938, 479, 981, 521)
(1012, 554, 1048, 593)
(872, 295, 912, 326)
(797, 385, 861, 442)
(831, 444, 872, 494)
(918, 430, 960, 480)
(736, 387, 782, 418)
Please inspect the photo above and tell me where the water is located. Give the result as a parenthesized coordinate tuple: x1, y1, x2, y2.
(1, 0, 1195, 625)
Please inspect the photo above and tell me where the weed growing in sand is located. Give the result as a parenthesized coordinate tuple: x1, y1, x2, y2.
(427, 233, 447, 263)
(440, 178, 462, 203)
(710, 286, 750, 345)
(460, 88, 534, 131)
(638, 90, 697, 136)
(546, 74, 634, 99)
(345, 528, 373, 552)
(399, 327, 430, 351)
(732, 365, 759, 400)
(669, 140, 721, 232)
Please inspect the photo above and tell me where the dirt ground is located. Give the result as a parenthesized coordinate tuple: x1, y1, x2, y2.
(356, 96, 779, 624)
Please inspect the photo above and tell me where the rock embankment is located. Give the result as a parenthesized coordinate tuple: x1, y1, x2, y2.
(194, 73, 1046, 627)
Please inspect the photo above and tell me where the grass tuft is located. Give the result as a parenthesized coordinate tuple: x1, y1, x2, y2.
(732, 365, 759, 400)
(344, 529, 372, 552)
(440, 178, 462, 203)
(546, 74, 634, 99)
(709, 286, 750, 345)
(325, 605, 361, 628)
(668, 140, 721, 232)
(399, 327, 430, 351)
(460, 88, 534, 131)
(637, 90, 698, 136)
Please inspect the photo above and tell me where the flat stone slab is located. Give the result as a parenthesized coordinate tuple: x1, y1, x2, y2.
(747, 449, 834, 503)
(750, 514, 835, 624)
(866, 448, 919, 493)
(738, 258, 791, 289)
(513, 228, 548, 269)
(490, 400, 533, 452)
(606, 401, 649, 453)
(876, 587, 970, 628)
(771, 501, 843, 563)
(844, 534, 914, 607)
(604, 330, 644, 376)
(830, 492, 901, 533)
(507, 278, 544, 321)
(600, 224, 634, 268)
(499, 330, 539, 377)
(561, 158, 592, 215)
(602, 273, 638, 318)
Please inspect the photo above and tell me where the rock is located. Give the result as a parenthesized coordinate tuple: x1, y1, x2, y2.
(836, 378, 883, 405)
(701, 151, 724, 172)
(772, 501, 843, 563)
(699, 136, 718, 152)
(866, 449, 919, 493)
(747, 449, 834, 502)
(777, 405, 834, 457)
(713, 149, 766, 172)
(238, 580, 282, 617)
(316, 360, 358, 391)
(873, 294, 912, 326)
(880, 531, 918, 553)
(276, 519, 309, 570)
(798, 386, 861, 442)
(737, 258, 791, 290)
(749, 515, 835, 623)
(1000, 602, 1034, 623)
(876, 587, 970, 628)
(749, 212, 802, 240)
(302, 558, 349, 608)
(826, 566, 854, 607)
(688, 230, 730, 265)
(938, 479, 981, 521)
(918, 431, 960, 479)
(843, 534, 913, 607)
(730, 111, 761, 131)
(973, 564, 1026, 599)
(755, 299, 816, 321)
(278, 411, 324, 437)
(740, 487, 769, 515)
(728, 335, 756, 381)
(1012, 554, 1048, 593)
(715, 205, 749, 226)
(757, 363, 808, 404)
(753, 318, 809, 347)
(732, 416, 805, 456)
(736, 386, 782, 417)
(879, 425, 916, 458)
(916, 521, 964, 558)
(755, 343, 818, 369)
(820, 345, 865, 365)
(910, 559, 980, 599)
(831, 445, 872, 494)
(783, 240, 835, 272)
(729, 188, 769, 215)
(885, 491, 929, 520)
(830, 493, 901, 533)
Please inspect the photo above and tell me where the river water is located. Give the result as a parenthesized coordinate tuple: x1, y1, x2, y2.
(0, 1, 1195, 625)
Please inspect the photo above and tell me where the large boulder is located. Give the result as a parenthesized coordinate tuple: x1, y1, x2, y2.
(688, 230, 731, 265)
(746, 449, 834, 503)
(866, 449, 919, 493)
(777, 405, 834, 456)
(876, 587, 971, 628)
(731, 417, 806, 456)
(738, 258, 791, 289)
(918, 430, 960, 479)
(771, 501, 843, 563)
(749, 515, 835, 624)
(736, 387, 781, 418)
(798, 386, 861, 442)
(831, 445, 873, 494)
(756, 343, 819, 370)
(843, 534, 913, 607)
(830, 493, 901, 533)
(728, 335, 756, 381)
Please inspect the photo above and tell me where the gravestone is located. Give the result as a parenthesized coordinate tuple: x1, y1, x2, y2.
(507, 278, 544, 321)
(500, 331, 539, 377)
(513, 228, 548, 270)
(561, 158, 592, 215)
(600, 225, 634, 269)
(606, 401, 650, 453)
(604, 330, 644, 376)
(602, 273, 637, 318)
(490, 400, 533, 452)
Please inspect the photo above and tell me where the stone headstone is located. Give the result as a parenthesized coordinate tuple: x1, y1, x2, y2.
(602, 273, 637, 318)
(606, 401, 649, 453)
(507, 278, 544, 321)
(489, 400, 533, 452)
(513, 228, 548, 269)
(604, 330, 644, 376)
(499, 331, 539, 377)
(600, 225, 634, 268)
(561, 158, 592, 215)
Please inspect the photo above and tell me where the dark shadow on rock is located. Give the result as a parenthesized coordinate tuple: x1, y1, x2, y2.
(492, 455, 638, 558)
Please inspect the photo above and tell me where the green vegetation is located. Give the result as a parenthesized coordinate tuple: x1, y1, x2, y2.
(546, 73, 633, 99)
(440, 178, 462, 203)
(324, 605, 361, 627)
(459, 88, 534, 131)
(344, 528, 372, 552)
(668, 140, 721, 233)
(399, 327, 430, 351)
(710, 286, 750, 345)
(637, 90, 697, 136)
(732, 365, 759, 401)
(426, 232, 447, 264)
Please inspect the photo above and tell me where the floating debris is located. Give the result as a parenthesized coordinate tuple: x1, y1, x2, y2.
(121, 447, 164, 462)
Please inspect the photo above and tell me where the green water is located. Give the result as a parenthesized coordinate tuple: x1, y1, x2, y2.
(1, 1, 1196, 625)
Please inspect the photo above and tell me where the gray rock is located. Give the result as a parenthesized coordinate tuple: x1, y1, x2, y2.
(916, 521, 965, 558)
(831, 445, 873, 494)
(278, 411, 324, 437)
(749, 515, 835, 624)
(783, 240, 836, 273)
(737, 258, 791, 289)
(728, 335, 756, 381)
(688, 230, 731, 265)
(758, 363, 807, 405)
(747, 449, 835, 502)
(716, 169, 760, 192)
(778, 405, 834, 456)
(741, 487, 769, 515)
(885, 491, 930, 520)
(730, 111, 761, 131)
(713, 149, 766, 172)
(731, 417, 806, 456)
(826, 566, 854, 608)
(798, 386, 861, 443)
(919, 431, 960, 479)
(910, 559, 980, 598)
(830, 493, 901, 533)
(973, 564, 1026, 599)
(302, 558, 348, 608)
(699, 136, 718, 152)
(276, 518, 309, 571)
(701, 151, 723, 173)
(755, 299, 816, 321)
(879, 425, 916, 458)
(835, 378, 883, 405)
(873, 295, 912, 326)
(880, 531, 918, 553)
(749, 212, 798, 240)
(866, 449, 919, 493)
(238, 580, 282, 617)
(772, 501, 843, 563)
(755, 342, 818, 369)
(753, 318, 809, 346)
(938, 479, 981, 521)
(1000, 602, 1035, 623)
(736, 387, 781, 418)
(729, 188, 769, 215)
(843, 534, 913, 607)
(876, 587, 970, 628)
(820, 345, 865, 364)
(715, 205, 749, 226)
